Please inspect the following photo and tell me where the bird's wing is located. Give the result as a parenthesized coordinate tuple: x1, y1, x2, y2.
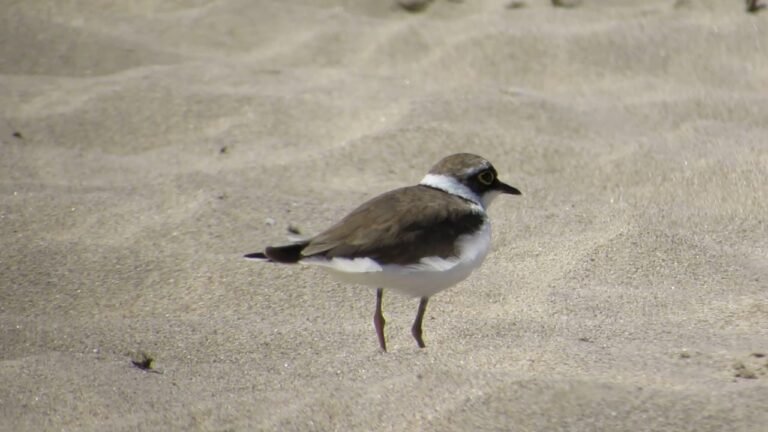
(301, 186, 485, 265)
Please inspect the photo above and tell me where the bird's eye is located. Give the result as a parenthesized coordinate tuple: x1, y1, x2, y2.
(477, 170, 495, 185)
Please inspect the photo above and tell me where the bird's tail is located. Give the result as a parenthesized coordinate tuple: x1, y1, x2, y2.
(243, 251, 269, 261)
(244, 242, 308, 263)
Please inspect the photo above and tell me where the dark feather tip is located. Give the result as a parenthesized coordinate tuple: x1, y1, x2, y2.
(264, 243, 306, 263)
(244, 252, 268, 260)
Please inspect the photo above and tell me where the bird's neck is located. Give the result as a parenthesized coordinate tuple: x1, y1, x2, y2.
(419, 174, 484, 210)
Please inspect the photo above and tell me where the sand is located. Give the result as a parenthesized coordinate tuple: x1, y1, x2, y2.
(1, 0, 767, 430)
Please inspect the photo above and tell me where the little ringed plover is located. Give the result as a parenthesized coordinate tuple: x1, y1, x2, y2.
(245, 153, 521, 351)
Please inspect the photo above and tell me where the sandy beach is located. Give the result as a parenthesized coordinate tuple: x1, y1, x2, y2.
(1, 0, 767, 430)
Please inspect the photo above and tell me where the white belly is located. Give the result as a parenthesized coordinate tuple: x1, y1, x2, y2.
(304, 222, 492, 298)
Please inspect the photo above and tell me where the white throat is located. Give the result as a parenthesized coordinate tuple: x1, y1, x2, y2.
(420, 174, 486, 209)
(480, 190, 502, 209)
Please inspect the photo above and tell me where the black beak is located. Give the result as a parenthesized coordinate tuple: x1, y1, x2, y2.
(497, 180, 522, 195)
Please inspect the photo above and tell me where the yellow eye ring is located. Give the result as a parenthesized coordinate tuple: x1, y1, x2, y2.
(478, 170, 495, 185)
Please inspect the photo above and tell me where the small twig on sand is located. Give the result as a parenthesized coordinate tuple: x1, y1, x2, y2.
(131, 351, 162, 374)
(397, 0, 433, 12)
(552, 0, 580, 8)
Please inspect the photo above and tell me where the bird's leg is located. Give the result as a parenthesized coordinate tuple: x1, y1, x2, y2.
(373, 288, 387, 351)
(411, 297, 429, 348)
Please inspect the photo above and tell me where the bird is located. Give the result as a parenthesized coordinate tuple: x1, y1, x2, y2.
(245, 153, 521, 351)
